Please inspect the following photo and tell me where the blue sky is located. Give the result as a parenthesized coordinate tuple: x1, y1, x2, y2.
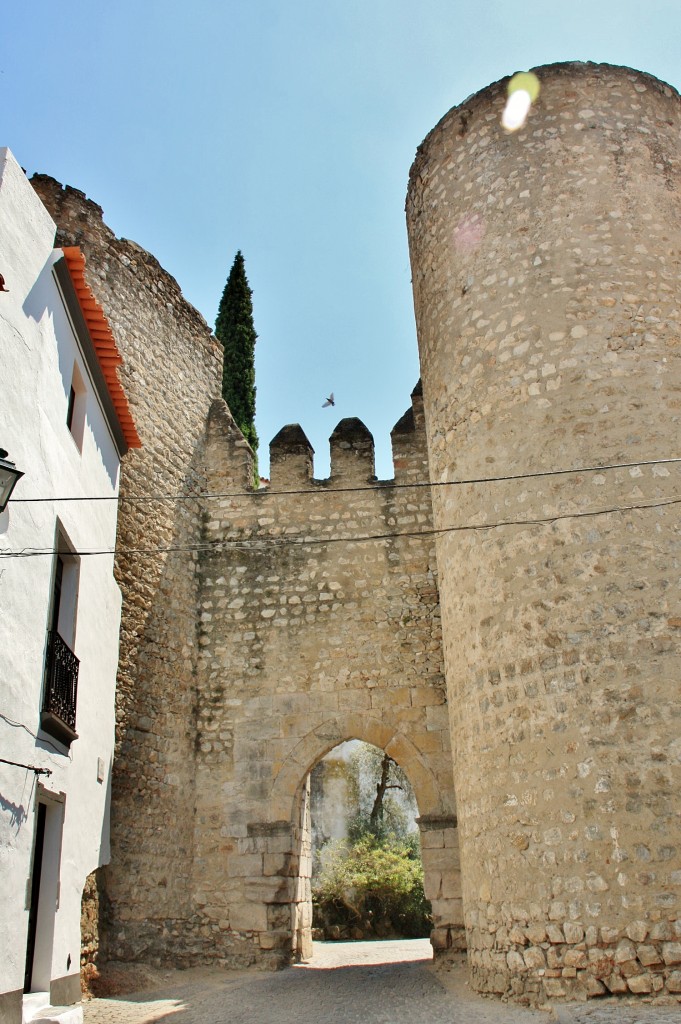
(3, 1, 680, 478)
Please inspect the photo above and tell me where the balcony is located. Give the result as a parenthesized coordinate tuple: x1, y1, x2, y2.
(42, 630, 79, 745)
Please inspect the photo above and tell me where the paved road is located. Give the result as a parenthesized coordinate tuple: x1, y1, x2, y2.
(82, 940, 681, 1024)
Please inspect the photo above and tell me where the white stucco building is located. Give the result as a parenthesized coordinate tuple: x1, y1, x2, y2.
(0, 148, 140, 1024)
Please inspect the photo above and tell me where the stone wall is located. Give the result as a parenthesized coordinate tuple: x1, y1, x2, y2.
(31, 177, 224, 964)
(406, 62, 681, 1001)
(80, 869, 108, 994)
(189, 389, 462, 965)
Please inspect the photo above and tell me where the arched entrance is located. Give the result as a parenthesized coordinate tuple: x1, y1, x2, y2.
(238, 715, 464, 962)
(309, 739, 445, 946)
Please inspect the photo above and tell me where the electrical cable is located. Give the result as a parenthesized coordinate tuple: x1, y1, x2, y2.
(1, 494, 678, 559)
(9, 456, 681, 505)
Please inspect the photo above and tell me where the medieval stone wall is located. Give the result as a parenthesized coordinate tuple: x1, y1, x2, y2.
(31, 177, 224, 963)
(188, 390, 461, 966)
(407, 62, 681, 1001)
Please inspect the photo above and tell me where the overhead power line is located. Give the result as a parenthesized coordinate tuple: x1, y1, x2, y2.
(1, 495, 678, 560)
(9, 456, 681, 506)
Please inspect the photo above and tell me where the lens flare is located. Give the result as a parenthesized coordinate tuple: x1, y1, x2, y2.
(502, 89, 532, 130)
(502, 71, 540, 132)
(453, 213, 486, 254)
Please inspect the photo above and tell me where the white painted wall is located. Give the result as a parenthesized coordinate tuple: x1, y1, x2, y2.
(0, 148, 123, 1012)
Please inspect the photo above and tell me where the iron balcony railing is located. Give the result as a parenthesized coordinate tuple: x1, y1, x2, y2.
(42, 630, 79, 741)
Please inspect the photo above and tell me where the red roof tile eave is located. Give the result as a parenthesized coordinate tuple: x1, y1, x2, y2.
(61, 247, 141, 451)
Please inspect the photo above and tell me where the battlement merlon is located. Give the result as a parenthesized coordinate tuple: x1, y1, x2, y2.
(266, 382, 429, 489)
(391, 380, 429, 483)
(329, 418, 375, 485)
(270, 424, 315, 490)
(205, 399, 254, 492)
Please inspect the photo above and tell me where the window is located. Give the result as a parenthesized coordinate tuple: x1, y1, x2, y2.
(66, 363, 86, 451)
(41, 528, 80, 745)
(65, 386, 76, 432)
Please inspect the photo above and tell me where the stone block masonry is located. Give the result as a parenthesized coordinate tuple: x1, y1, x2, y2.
(406, 62, 681, 1002)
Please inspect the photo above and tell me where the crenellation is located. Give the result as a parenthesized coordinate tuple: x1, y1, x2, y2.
(269, 423, 314, 489)
(329, 417, 376, 484)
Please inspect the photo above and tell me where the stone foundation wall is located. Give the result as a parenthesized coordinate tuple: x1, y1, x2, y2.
(407, 62, 681, 1001)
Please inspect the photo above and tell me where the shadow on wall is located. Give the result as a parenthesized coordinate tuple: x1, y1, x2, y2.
(0, 776, 33, 833)
(23, 254, 121, 489)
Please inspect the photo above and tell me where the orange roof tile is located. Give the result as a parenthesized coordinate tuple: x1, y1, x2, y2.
(61, 247, 141, 450)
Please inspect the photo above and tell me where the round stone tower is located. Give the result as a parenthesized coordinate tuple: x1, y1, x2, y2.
(406, 63, 681, 1001)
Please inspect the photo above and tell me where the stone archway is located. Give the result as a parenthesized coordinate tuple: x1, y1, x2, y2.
(94, 382, 463, 972)
(269, 714, 442, 822)
(242, 715, 464, 962)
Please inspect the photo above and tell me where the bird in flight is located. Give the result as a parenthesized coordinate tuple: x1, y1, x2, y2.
(322, 393, 335, 408)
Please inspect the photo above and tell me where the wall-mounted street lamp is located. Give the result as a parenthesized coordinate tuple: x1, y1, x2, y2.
(0, 449, 24, 512)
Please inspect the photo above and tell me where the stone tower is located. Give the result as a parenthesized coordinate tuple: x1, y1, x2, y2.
(406, 63, 681, 1000)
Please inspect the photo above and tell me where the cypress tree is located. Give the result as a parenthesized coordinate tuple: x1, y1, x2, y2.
(215, 251, 259, 481)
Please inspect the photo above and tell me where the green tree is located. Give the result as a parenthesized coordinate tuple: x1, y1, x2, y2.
(311, 743, 430, 939)
(215, 251, 259, 481)
(312, 834, 431, 939)
(346, 746, 414, 843)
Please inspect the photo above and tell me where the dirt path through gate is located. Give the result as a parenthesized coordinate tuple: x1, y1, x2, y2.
(83, 941, 680, 1024)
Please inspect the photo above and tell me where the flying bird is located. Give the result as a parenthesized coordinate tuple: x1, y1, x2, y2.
(322, 393, 335, 408)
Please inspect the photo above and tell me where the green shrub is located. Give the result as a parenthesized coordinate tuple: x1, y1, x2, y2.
(312, 834, 431, 939)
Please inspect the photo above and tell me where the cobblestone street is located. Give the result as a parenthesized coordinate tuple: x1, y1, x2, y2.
(82, 942, 681, 1024)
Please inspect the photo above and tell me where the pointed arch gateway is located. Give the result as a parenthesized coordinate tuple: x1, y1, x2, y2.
(189, 387, 465, 971)
(270, 713, 441, 820)
(241, 713, 465, 962)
